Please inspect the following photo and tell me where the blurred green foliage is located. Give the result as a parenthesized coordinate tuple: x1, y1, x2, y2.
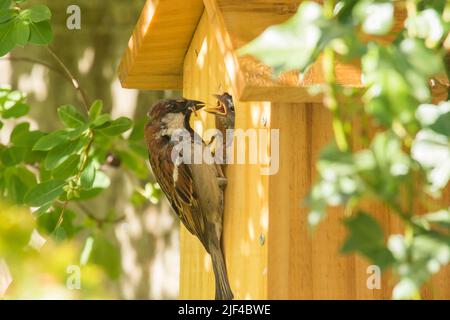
(0, 203, 117, 299)
(240, 0, 450, 299)
(0, 0, 164, 299)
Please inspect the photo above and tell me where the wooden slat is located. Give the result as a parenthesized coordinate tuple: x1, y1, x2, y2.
(118, 0, 204, 90)
(268, 103, 314, 299)
(120, 75, 183, 90)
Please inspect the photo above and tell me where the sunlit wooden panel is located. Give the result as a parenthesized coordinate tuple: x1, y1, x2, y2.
(118, 0, 204, 90)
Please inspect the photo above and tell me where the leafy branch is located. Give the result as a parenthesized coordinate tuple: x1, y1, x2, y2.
(0, 0, 155, 280)
(240, 0, 450, 299)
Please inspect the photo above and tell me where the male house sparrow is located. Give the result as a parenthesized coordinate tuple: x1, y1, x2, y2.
(204, 93, 235, 168)
(145, 98, 234, 300)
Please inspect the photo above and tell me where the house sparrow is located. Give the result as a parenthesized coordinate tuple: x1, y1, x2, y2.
(204, 93, 235, 170)
(145, 98, 234, 300)
(205, 93, 235, 133)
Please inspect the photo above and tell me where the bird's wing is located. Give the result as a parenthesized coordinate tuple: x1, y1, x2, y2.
(149, 146, 208, 247)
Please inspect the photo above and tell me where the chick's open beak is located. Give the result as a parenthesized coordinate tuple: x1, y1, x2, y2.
(204, 101, 227, 116)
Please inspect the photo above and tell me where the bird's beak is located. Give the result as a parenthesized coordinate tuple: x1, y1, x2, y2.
(204, 94, 227, 116)
(189, 102, 206, 117)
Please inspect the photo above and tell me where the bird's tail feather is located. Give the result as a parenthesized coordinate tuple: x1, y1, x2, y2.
(211, 248, 234, 300)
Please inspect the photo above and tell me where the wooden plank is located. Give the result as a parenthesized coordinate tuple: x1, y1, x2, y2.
(268, 103, 313, 299)
(181, 12, 269, 299)
(120, 75, 183, 90)
(118, 0, 204, 90)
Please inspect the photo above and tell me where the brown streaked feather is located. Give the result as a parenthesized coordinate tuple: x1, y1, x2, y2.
(147, 137, 208, 248)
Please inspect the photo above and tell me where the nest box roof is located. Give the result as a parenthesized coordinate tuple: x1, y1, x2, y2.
(118, 0, 336, 102)
(119, 1, 435, 102)
(118, 0, 204, 90)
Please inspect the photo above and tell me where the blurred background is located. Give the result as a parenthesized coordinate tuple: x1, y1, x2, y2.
(0, 0, 179, 299)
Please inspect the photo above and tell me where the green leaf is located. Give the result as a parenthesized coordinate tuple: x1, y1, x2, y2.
(389, 232, 450, 299)
(24, 179, 66, 207)
(392, 278, 420, 300)
(414, 208, 450, 229)
(28, 20, 52, 45)
(0, 0, 12, 10)
(20, 5, 51, 23)
(2, 102, 29, 118)
(362, 43, 430, 129)
(400, 39, 443, 77)
(430, 111, 450, 137)
(12, 19, 30, 46)
(0, 21, 16, 57)
(90, 114, 111, 129)
(341, 211, 394, 269)
(76, 170, 110, 200)
(1, 89, 25, 110)
(88, 100, 103, 122)
(6, 174, 27, 204)
(99, 117, 132, 136)
(32, 203, 53, 217)
(411, 129, 450, 195)
(1, 146, 26, 165)
(371, 132, 410, 176)
(15, 166, 37, 187)
(0, 9, 16, 24)
(354, 1, 394, 36)
(33, 129, 82, 151)
(237, 1, 330, 74)
(80, 160, 96, 189)
(406, 8, 445, 47)
(416, 102, 450, 137)
(52, 226, 67, 241)
(45, 138, 83, 170)
(128, 119, 145, 141)
(10, 122, 44, 149)
(57, 104, 86, 128)
(416, 103, 446, 126)
(52, 154, 80, 179)
(10, 122, 29, 143)
(37, 207, 78, 241)
(90, 233, 121, 279)
(5, 166, 37, 204)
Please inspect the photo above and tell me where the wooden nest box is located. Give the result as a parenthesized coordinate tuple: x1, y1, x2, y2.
(119, 0, 450, 299)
